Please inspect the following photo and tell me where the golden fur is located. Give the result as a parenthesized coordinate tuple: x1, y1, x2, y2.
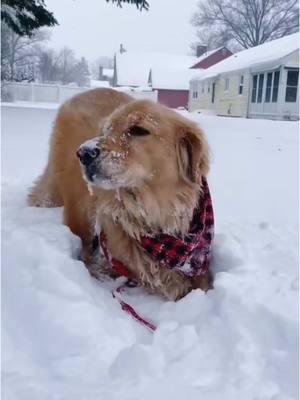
(28, 88, 212, 300)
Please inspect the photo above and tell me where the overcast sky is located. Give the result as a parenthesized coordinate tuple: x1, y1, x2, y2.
(44, 0, 199, 62)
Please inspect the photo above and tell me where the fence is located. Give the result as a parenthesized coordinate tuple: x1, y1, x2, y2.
(2, 82, 158, 104)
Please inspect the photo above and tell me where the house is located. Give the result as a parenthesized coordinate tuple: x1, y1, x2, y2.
(98, 66, 114, 86)
(148, 67, 199, 108)
(113, 46, 232, 108)
(113, 51, 196, 87)
(189, 33, 299, 120)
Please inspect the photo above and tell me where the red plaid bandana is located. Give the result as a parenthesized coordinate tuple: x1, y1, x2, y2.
(99, 178, 214, 279)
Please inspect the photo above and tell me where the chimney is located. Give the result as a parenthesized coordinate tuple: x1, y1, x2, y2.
(98, 65, 103, 80)
(120, 43, 126, 54)
(196, 45, 207, 57)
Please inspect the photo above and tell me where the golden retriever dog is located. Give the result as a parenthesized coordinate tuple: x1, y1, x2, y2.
(28, 88, 212, 300)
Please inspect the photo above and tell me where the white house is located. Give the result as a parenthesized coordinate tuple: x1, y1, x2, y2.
(113, 51, 197, 88)
(113, 48, 232, 108)
(189, 33, 299, 120)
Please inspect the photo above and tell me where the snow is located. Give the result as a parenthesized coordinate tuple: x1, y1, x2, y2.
(115, 51, 198, 87)
(116, 47, 226, 87)
(103, 68, 114, 79)
(90, 79, 110, 88)
(150, 67, 201, 90)
(2, 101, 59, 110)
(2, 103, 299, 400)
(115, 86, 153, 92)
(191, 33, 299, 80)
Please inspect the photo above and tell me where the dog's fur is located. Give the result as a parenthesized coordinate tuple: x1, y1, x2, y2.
(28, 88, 212, 300)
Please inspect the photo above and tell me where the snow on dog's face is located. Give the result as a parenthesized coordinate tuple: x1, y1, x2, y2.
(77, 100, 209, 191)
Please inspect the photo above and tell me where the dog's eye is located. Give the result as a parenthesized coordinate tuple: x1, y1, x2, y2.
(128, 125, 150, 137)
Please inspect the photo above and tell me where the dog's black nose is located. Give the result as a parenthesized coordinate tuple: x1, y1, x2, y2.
(76, 146, 100, 166)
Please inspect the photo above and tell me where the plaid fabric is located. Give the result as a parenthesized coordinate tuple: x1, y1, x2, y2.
(140, 177, 214, 276)
(99, 177, 214, 279)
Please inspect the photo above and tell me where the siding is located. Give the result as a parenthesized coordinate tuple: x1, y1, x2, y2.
(215, 73, 250, 117)
(189, 49, 299, 119)
(189, 80, 216, 111)
(189, 71, 250, 117)
(157, 89, 189, 108)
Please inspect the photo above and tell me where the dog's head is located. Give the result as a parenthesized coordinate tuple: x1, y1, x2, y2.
(77, 100, 209, 192)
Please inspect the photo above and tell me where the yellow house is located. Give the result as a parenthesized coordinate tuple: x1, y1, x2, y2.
(189, 33, 299, 120)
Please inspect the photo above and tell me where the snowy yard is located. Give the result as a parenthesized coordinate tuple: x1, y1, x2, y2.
(2, 103, 299, 400)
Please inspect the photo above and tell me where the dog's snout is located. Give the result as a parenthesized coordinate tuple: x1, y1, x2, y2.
(77, 146, 100, 166)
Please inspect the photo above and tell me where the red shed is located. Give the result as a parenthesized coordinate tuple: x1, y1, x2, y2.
(148, 68, 200, 109)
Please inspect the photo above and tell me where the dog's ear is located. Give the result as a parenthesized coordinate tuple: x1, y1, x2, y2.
(176, 121, 209, 185)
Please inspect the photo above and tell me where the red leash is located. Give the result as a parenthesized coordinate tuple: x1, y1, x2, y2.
(99, 234, 157, 332)
(112, 282, 157, 332)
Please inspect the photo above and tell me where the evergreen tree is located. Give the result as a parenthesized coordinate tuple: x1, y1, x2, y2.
(73, 57, 90, 87)
(107, 0, 149, 10)
(1, 0, 149, 37)
(1, 0, 57, 36)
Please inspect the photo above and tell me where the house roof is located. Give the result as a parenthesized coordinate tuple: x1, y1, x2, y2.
(115, 51, 198, 87)
(191, 33, 299, 81)
(103, 68, 113, 78)
(191, 47, 224, 67)
(149, 67, 202, 90)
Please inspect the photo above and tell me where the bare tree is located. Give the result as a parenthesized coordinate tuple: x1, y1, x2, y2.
(56, 47, 78, 85)
(1, 23, 49, 81)
(38, 47, 90, 86)
(38, 48, 62, 83)
(191, 0, 299, 50)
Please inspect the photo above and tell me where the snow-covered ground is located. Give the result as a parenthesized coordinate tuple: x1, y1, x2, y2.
(2, 104, 299, 400)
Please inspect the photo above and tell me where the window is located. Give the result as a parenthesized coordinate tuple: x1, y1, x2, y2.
(212, 82, 215, 103)
(265, 72, 272, 102)
(192, 91, 198, 99)
(263, 70, 281, 103)
(252, 73, 266, 103)
(208, 84, 210, 93)
(238, 75, 244, 95)
(285, 70, 299, 102)
(202, 85, 205, 94)
(225, 78, 229, 91)
(257, 73, 264, 103)
(272, 71, 280, 102)
(251, 75, 258, 102)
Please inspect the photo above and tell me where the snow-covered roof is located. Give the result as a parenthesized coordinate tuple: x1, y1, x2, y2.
(103, 68, 113, 78)
(191, 47, 224, 67)
(115, 86, 153, 92)
(150, 67, 202, 90)
(115, 51, 198, 87)
(191, 33, 299, 81)
(90, 80, 110, 88)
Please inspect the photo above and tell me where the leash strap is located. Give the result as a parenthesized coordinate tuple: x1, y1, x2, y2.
(112, 282, 157, 332)
(95, 234, 157, 332)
